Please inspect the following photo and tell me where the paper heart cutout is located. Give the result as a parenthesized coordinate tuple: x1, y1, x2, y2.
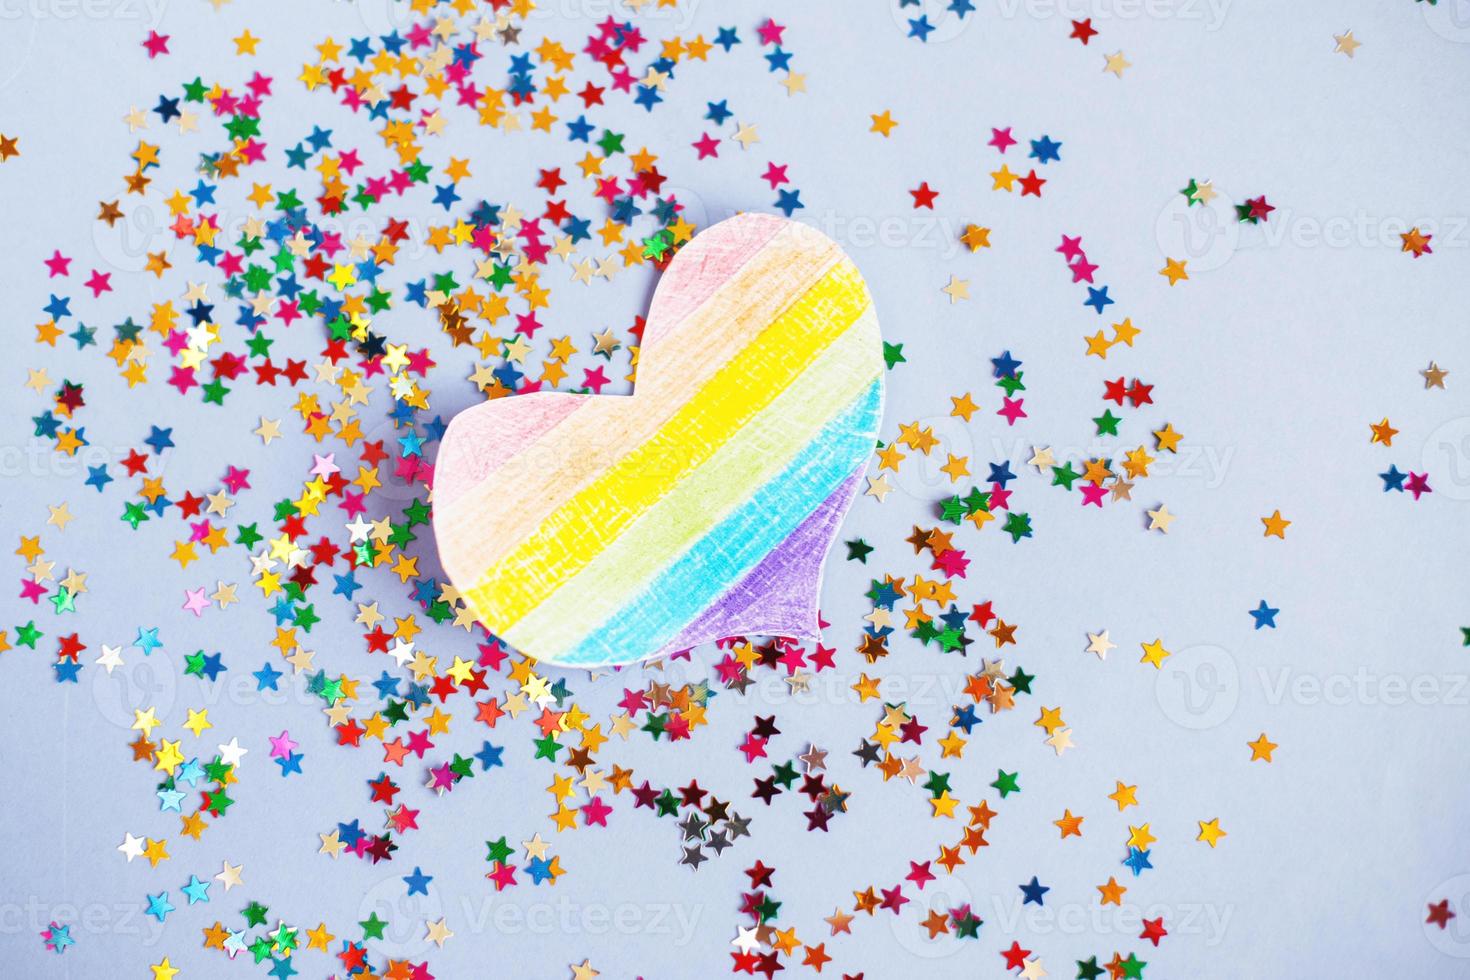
(432, 212, 884, 668)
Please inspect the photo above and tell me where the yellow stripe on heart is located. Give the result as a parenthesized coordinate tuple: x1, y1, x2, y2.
(435, 223, 841, 566)
(501, 304, 881, 659)
(463, 260, 871, 630)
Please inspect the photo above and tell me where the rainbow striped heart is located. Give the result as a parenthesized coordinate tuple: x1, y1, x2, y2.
(432, 213, 884, 668)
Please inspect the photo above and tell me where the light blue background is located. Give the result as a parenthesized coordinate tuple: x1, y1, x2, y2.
(3, 1, 1470, 978)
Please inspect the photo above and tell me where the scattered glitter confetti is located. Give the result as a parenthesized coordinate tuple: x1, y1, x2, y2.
(2, 7, 1464, 980)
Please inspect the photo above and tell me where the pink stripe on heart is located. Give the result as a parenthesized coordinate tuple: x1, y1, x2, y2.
(434, 216, 785, 512)
(639, 211, 787, 352)
(432, 393, 582, 511)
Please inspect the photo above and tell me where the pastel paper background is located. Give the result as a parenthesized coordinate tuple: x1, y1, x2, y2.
(433, 213, 884, 667)
(5, 5, 1470, 980)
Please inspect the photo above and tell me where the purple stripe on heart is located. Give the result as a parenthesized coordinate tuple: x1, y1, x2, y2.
(650, 472, 860, 658)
